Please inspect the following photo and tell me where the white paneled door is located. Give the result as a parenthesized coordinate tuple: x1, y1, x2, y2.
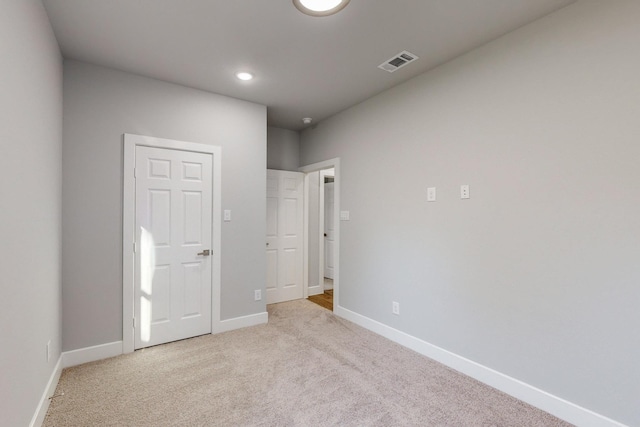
(266, 170, 304, 304)
(324, 181, 335, 280)
(134, 146, 213, 349)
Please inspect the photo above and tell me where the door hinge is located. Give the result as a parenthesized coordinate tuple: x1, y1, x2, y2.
(133, 242, 137, 253)
(133, 317, 136, 328)
(133, 167, 137, 178)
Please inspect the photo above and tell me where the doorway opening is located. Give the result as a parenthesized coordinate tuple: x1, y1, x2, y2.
(300, 159, 340, 312)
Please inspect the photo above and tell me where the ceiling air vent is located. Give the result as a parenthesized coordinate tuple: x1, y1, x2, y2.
(378, 50, 419, 73)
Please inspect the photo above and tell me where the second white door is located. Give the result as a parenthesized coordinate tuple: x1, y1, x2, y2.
(266, 170, 304, 304)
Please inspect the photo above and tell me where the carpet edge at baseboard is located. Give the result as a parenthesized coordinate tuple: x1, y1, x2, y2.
(30, 356, 62, 427)
(333, 305, 627, 427)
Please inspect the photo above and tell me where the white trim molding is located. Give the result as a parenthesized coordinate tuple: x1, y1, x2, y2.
(307, 284, 323, 295)
(60, 311, 266, 369)
(334, 306, 628, 427)
(302, 172, 310, 299)
(30, 356, 63, 427)
(62, 341, 124, 368)
(122, 133, 222, 354)
(214, 312, 268, 334)
(299, 158, 341, 311)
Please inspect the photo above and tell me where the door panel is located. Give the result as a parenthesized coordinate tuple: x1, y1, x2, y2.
(266, 249, 278, 291)
(152, 265, 171, 322)
(266, 169, 304, 304)
(135, 146, 213, 349)
(284, 198, 298, 235)
(266, 198, 278, 237)
(184, 191, 203, 244)
(182, 262, 202, 317)
(150, 190, 171, 244)
(324, 182, 335, 279)
(283, 249, 297, 286)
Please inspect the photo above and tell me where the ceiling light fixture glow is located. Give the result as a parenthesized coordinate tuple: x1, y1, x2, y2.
(236, 72, 254, 81)
(293, 0, 350, 17)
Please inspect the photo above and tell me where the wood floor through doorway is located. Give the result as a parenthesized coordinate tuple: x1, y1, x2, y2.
(308, 289, 333, 311)
(308, 277, 333, 311)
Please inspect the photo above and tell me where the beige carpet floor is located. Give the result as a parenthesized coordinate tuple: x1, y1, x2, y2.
(45, 300, 572, 426)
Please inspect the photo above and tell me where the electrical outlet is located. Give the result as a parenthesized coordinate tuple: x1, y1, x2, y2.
(224, 210, 232, 221)
(460, 185, 470, 199)
(46, 340, 51, 362)
(254, 290, 262, 301)
(392, 301, 400, 315)
(427, 187, 436, 202)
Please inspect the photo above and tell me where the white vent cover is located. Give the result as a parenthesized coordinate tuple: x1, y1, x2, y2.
(378, 50, 419, 73)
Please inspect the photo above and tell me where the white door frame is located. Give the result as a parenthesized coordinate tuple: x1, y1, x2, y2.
(122, 133, 222, 354)
(318, 171, 325, 292)
(319, 169, 335, 282)
(300, 158, 340, 310)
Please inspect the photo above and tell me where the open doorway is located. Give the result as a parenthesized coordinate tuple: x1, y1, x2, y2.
(300, 159, 340, 312)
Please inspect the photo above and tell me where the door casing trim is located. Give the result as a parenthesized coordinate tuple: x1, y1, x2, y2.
(299, 158, 340, 311)
(122, 133, 222, 354)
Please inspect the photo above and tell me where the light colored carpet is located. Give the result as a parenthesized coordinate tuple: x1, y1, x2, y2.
(45, 300, 572, 426)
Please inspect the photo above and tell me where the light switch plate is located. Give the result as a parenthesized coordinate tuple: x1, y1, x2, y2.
(427, 187, 436, 202)
(340, 211, 350, 221)
(224, 210, 231, 221)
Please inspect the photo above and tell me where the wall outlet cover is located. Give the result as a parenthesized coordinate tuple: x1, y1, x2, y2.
(427, 187, 436, 202)
(461, 185, 470, 199)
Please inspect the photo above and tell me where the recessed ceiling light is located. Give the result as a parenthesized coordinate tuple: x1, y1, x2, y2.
(293, 0, 350, 17)
(236, 72, 253, 81)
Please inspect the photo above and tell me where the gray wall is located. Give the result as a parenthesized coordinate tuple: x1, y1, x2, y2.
(0, 1, 63, 425)
(300, 1, 640, 425)
(267, 126, 300, 171)
(63, 61, 266, 352)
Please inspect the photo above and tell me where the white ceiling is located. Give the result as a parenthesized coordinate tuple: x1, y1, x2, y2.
(42, 0, 575, 131)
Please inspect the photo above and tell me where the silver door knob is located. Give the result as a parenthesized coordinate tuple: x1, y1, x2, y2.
(197, 249, 211, 256)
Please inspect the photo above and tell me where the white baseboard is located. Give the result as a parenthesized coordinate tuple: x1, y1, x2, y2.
(308, 284, 323, 296)
(30, 355, 62, 427)
(215, 311, 268, 334)
(62, 341, 123, 368)
(62, 313, 268, 368)
(334, 305, 627, 427)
